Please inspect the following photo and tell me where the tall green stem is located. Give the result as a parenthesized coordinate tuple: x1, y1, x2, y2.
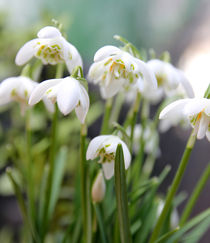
(101, 98, 113, 134)
(25, 108, 36, 241)
(148, 130, 196, 243)
(80, 123, 92, 243)
(180, 163, 210, 225)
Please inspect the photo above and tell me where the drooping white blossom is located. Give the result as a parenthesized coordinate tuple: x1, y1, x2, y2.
(29, 76, 89, 123)
(0, 76, 54, 114)
(139, 59, 194, 103)
(86, 135, 131, 179)
(159, 98, 210, 141)
(15, 26, 82, 73)
(88, 45, 157, 99)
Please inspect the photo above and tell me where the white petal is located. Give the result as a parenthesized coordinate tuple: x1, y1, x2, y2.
(102, 161, 114, 180)
(197, 114, 209, 139)
(63, 40, 83, 73)
(56, 78, 80, 115)
(183, 98, 209, 117)
(159, 99, 189, 120)
(0, 77, 20, 105)
(37, 26, 61, 38)
(100, 78, 124, 99)
(94, 45, 120, 62)
(75, 84, 89, 123)
(136, 59, 157, 89)
(15, 39, 38, 65)
(206, 129, 210, 142)
(29, 79, 61, 105)
(120, 141, 131, 170)
(86, 135, 109, 160)
(42, 97, 55, 113)
(177, 70, 194, 98)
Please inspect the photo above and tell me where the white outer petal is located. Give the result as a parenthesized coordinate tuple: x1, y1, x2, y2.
(100, 78, 124, 99)
(56, 78, 80, 115)
(136, 59, 157, 89)
(159, 99, 189, 120)
(37, 26, 62, 38)
(102, 161, 114, 180)
(86, 135, 109, 160)
(63, 40, 83, 73)
(0, 77, 20, 105)
(15, 39, 38, 65)
(183, 98, 209, 117)
(176, 70, 194, 98)
(29, 79, 62, 105)
(206, 130, 210, 142)
(120, 140, 131, 169)
(197, 114, 209, 139)
(94, 45, 120, 62)
(75, 84, 89, 123)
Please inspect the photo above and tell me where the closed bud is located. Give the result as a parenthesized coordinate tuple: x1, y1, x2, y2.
(91, 170, 106, 203)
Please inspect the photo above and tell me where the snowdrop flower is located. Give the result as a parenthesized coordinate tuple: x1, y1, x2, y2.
(88, 45, 157, 99)
(142, 59, 194, 103)
(15, 26, 82, 73)
(29, 76, 89, 123)
(86, 135, 131, 179)
(159, 98, 210, 141)
(0, 76, 54, 114)
(91, 170, 106, 203)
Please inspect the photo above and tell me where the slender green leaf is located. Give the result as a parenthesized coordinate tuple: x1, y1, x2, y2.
(114, 144, 132, 243)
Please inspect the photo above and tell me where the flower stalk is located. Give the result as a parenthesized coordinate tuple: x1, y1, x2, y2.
(80, 123, 92, 243)
(149, 129, 196, 243)
(101, 98, 113, 134)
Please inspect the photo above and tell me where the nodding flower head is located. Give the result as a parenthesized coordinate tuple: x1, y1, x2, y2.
(159, 98, 210, 141)
(15, 26, 82, 73)
(88, 45, 157, 99)
(86, 135, 131, 179)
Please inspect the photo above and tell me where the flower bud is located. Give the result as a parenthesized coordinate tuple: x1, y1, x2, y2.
(91, 171, 106, 203)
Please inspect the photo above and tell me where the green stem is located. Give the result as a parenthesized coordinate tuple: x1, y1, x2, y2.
(101, 98, 113, 134)
(180, 163, 210, 225)
(129, 92, 141, 151)
(25, 109, 36, 233)
(109, 93, 124, 125)
(148, 130, 196, 243)
(80, 123, 92, 243)
(94, 204, 108, 243)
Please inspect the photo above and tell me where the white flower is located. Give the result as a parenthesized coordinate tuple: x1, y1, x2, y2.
(159, 98, 210, 141)
(29, 76, 89, 123)
(0, 76, 54, 114)
(142, 59, 194, 103)
(91, 170, 106, 203)
(86, 135, 131, 179)
(15, 26, 83, 73)
(88, 45, 157, 99)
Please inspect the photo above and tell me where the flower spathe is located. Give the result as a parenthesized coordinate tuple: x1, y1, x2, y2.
(159, 98, 210, 141)
(91, 170, 106, 203)
(86, 135, 131, 179)
(15, 26, 82, 73)
(88, 45, 157, 99)
(29, 76, 89, 123)
(0, 76, 54, 114)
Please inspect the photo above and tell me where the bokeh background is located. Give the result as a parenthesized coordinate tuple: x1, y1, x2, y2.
(0, 0, 209, 242)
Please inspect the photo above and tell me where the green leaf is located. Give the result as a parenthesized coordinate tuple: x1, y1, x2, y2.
(204, 84, 210, 98)
(114, 144, 132, 243)
(48, 146, 68, 218)
(166, 209, 210, 243)
(154, 227, 179, 243)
